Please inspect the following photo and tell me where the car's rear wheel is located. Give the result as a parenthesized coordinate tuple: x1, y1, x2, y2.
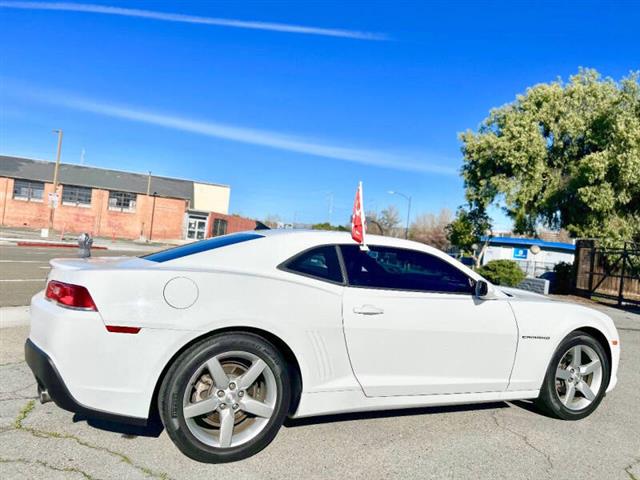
(159, 332, 291, 462)
(537, 331, 610, 420)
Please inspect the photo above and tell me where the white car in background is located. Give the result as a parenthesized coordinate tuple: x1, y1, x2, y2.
(25, 230, 620, 462)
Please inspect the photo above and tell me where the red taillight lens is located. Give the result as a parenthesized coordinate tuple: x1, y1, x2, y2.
(45, 281, 97, 311)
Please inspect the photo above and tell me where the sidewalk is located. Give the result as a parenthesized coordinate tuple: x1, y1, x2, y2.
(0, 226, 176, 252)
(0, 306, 30, 328)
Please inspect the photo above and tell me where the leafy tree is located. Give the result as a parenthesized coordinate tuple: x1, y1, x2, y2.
(459, 69, 640, 246)
(446, 206, 491, 266)
(311, 222, 348, 231)
(476, 260, 525, 287)
(446, 207, 490, 251)
(409, 208, 452, 250)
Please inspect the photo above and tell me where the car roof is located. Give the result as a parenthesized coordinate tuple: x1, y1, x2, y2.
(256, 228, 422, 248)
(148, 228, 481, 281)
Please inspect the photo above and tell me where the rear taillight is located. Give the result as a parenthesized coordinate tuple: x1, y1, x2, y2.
(45, 280, 97, 311)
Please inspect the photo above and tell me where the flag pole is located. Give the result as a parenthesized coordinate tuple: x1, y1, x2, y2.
(359, 181, 368, 251)
(351, 181, 368, 251)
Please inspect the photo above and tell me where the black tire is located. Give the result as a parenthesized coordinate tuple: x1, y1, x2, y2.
(537, 331, 610, 420)
(158, 332, 291, 463)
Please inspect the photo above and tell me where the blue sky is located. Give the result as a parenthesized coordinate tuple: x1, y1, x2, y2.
(1, 1, 639, 227)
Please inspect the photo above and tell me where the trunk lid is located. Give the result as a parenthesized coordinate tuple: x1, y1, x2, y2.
(49, 256, 151, 271)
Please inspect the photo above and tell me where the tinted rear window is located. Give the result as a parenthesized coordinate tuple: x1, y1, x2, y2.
(143, 233, 264, 263)
(283, 245, 343, 284)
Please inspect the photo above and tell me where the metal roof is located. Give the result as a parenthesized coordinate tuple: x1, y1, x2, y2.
(483, 236, 576, 252)
(0, 155, 196, 201)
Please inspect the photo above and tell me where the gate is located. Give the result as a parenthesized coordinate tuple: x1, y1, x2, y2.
(574, 240, 640, 306)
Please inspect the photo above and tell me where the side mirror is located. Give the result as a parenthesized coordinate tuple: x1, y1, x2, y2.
(475, 279, 498, 300)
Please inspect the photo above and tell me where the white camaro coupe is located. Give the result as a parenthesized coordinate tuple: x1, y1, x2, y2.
(26, 230, 620, 462)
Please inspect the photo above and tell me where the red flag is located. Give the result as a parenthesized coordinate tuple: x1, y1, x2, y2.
(351, 181, 366, 246)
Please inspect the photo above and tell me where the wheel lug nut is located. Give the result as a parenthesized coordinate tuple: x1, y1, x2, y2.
(232, 403, 239, 410)
(228, 382, 236, 390)
(219, 403, 227, 409)
(238, 391, 245, 397)
(217, 390, 225, 398)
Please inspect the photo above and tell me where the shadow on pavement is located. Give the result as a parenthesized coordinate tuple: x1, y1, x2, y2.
(73, 414, 165, 438)
(284, 401, 510, 428)
(71, 400, 543, 434)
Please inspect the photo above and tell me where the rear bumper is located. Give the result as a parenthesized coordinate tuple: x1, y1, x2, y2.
(25, 338, 147, 426)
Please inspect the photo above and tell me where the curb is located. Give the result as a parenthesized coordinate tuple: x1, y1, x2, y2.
(0, 237, 157, 252)
(16, 241, 108, 250)
(0, 306, 30, 328)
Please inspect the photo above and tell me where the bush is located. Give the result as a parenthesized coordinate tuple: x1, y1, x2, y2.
(553, 261, 574, 294)
(476, 260, 526, 287)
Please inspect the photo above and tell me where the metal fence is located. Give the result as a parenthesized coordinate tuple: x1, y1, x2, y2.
(574, 240, 640, 306)
(514, 259, 556, 278)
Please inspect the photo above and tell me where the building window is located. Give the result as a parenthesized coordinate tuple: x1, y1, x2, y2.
(212, 218, 228, 237)
(62, 185, 92, 207)
(13, 179, 44, 202)
(187, 215, 208, 240)
(108, 191, 137, 212)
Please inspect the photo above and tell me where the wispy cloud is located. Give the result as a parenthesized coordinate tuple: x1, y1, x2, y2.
(15, 85, 456, 175)
(0, 1, 388, 40)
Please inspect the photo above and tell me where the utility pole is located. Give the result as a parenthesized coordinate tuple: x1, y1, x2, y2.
(388, 190, 412, 239)
(149, 192, 157, 241)
(48, 129, 63, 233)
(146, 171, 152, 196)
(327, 192, 334, 225)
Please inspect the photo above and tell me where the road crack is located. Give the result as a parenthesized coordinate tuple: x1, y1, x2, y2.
(625, 457, 640, 480)
(0, 456, 99, 480)
(491, 410, 554, 475)
(0, 360, 26, 367)
(10, 400, 174, 480)
(0, 380, 37, 399)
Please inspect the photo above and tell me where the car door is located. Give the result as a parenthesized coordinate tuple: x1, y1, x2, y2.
(340, 244, 518, 397)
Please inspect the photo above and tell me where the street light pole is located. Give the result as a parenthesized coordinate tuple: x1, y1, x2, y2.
(48, 129, 63, 233)
(388, 190, 412, 239)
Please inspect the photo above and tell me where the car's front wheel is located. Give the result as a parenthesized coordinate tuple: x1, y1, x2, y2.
(537, 331, 610, 420)
(159, 332, 291, 462)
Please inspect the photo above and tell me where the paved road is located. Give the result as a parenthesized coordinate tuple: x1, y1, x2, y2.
(0, 246, 153, 307)
(0, 302, 639, 479)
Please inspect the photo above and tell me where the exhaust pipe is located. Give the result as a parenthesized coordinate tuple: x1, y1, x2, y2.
(38, 385, 51, 404)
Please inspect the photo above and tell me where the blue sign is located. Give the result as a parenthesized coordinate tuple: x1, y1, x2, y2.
(513, 247, 528, 259)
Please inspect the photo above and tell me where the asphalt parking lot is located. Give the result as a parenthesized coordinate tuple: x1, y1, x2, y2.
(1, 245, 639, 479)
(0, 245, 153, 307)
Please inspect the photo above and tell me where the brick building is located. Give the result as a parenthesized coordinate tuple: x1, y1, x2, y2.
(0, 156, 258, 241)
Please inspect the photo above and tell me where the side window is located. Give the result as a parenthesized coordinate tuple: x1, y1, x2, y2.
(340, 245, 474, 294)
(283, 246, 343, 284)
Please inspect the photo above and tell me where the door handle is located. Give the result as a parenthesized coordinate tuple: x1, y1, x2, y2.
(353, 305, 384, 315)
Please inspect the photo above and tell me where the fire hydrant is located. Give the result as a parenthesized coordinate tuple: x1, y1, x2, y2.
(78, 233, 93, 258)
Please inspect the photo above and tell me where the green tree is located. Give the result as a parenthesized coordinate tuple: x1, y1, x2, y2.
(459, 69, 640, 245)
(311, 222, 348, 231)
(446, 206, 491, 267)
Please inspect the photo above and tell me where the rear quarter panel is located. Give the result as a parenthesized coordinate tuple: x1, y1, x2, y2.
(56, 266, 358, 400)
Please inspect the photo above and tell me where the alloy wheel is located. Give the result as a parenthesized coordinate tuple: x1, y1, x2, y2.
(554, 344, 603, 411)
(182, 350, 277, 448)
